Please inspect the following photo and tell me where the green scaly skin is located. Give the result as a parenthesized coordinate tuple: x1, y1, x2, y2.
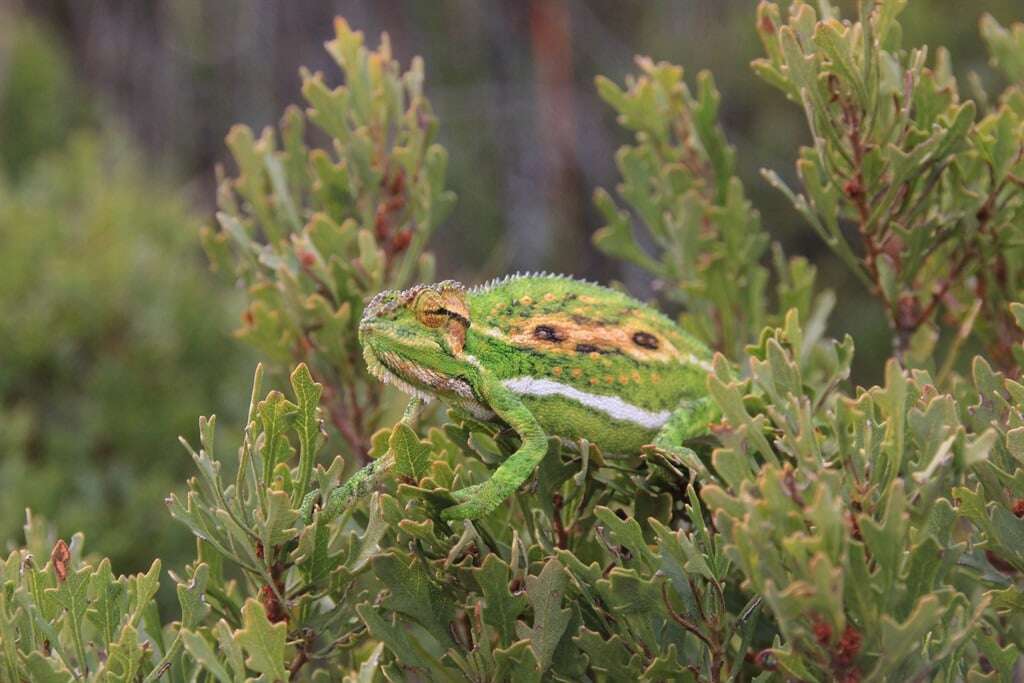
(306, 274, 720, 522)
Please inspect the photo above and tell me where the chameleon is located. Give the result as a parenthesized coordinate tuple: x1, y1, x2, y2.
(307, 273, 720, 522)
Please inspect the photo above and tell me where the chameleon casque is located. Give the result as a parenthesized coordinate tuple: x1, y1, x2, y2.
(315, 274, 720, 522)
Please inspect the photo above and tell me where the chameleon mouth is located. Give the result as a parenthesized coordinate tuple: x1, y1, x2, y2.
(362, 345, 434, 402)
(362, 345, 495, 420)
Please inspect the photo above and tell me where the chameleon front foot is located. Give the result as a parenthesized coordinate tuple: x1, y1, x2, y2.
(441, 496, 495, 521)
(442, 482, 502, 520)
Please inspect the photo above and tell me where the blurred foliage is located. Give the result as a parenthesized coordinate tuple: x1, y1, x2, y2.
(0, 16, 88, 180)
(5, 3, 1024, 682)
(0, 18, 250, 580)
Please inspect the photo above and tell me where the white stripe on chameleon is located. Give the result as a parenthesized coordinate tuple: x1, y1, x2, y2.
(502, 377, 671, 430)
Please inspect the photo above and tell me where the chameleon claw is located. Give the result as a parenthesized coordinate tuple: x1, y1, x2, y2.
(441, 496, 495, 521)
(450, 483, 484, 502)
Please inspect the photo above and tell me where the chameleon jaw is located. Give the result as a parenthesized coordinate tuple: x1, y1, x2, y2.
(362, 345, 494, 419)
(362, 345, 434, 403)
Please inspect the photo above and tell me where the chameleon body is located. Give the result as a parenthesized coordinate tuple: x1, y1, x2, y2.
(328, 274, 719, 521)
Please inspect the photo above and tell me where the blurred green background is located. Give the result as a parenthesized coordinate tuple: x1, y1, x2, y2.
(0, 0, 1020, 578)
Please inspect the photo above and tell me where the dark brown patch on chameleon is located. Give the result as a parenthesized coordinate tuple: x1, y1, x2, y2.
(533, 325, 566, 342)
(575, 343, 606, 354)
(632, 331, 660, 350)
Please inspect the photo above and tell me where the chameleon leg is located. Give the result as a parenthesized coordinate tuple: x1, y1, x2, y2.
(442, 373, 548, 521)
(647, 396, 720, 478)
(652, 395, 719, 449)
(301, 398, 423, 523)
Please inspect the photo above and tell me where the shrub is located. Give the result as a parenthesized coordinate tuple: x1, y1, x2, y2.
(3, 3, 1024, 681)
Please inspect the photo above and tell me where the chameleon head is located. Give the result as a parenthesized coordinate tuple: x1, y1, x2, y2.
(359, 280, 485, 411)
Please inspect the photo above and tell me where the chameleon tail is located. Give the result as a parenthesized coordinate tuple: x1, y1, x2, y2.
(299, 399, 422, 523)
(299, 453, 395, 523)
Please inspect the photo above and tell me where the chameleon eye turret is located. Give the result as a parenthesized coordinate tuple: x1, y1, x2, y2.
(358, 273, 720, 521)
(413, 289, 449, 328)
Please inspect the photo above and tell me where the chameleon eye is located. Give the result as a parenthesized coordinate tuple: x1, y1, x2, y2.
(414, 290, 448, 328)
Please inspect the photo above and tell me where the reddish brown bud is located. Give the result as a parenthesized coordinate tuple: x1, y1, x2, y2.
(812, 618, 832, 645)
(986, 549, 1017, 574)
(259, 584, 288, 623)
(879, 233, 904, 260)
(754, 649, 777, 670)
(843, 177, 864, 199)
(390, 228, 413, 253)
(836, 625, 862, 667)
(847, 511, 862, 541)
(375, 206, 390, 239)
(50, 540, 70, 583)
(1013, 499, 1024, 518)
(388, 169, 405, 195)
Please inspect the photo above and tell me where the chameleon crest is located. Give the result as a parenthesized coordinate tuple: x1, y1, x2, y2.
(357, 273, 720, 520)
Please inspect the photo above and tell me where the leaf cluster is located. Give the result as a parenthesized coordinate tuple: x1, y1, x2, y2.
(756, 0, 1024, 371)
(202, 17, 456, 462)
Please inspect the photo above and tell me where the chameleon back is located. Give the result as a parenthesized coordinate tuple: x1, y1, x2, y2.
(462, 274, 714, 453)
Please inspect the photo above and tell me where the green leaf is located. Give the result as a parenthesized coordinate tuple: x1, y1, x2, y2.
(858, 479, 908, 600)
(356, 604, 451, 678)
(86, 558, 125, 649)
(97, 624, 144, 682)
(289, 363, 325, 504)
(517, 558, 571, 673)
(0, 593, 23, 683)
(574, 628, 639, 679)
(180, 629, 234, 683)
(872, 595, 943, 675)
(213, 620, 247, 680)
(126, 560, 162, 628)
(372, 552, 455, 646)
(22, 652, 73, 683)
(256, 489, 300, 552)
(390, 422, 432, 480)
(176, 563, 210, 629)
(257, 390, 298, 484)
(235, 599, 288, 681)
(493, 640, 542, 683)
(594, 506, 658, 569)
(472, 554, 527, 646)
(592, 188, 664, 275)
(980, 14, 1024, 83)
